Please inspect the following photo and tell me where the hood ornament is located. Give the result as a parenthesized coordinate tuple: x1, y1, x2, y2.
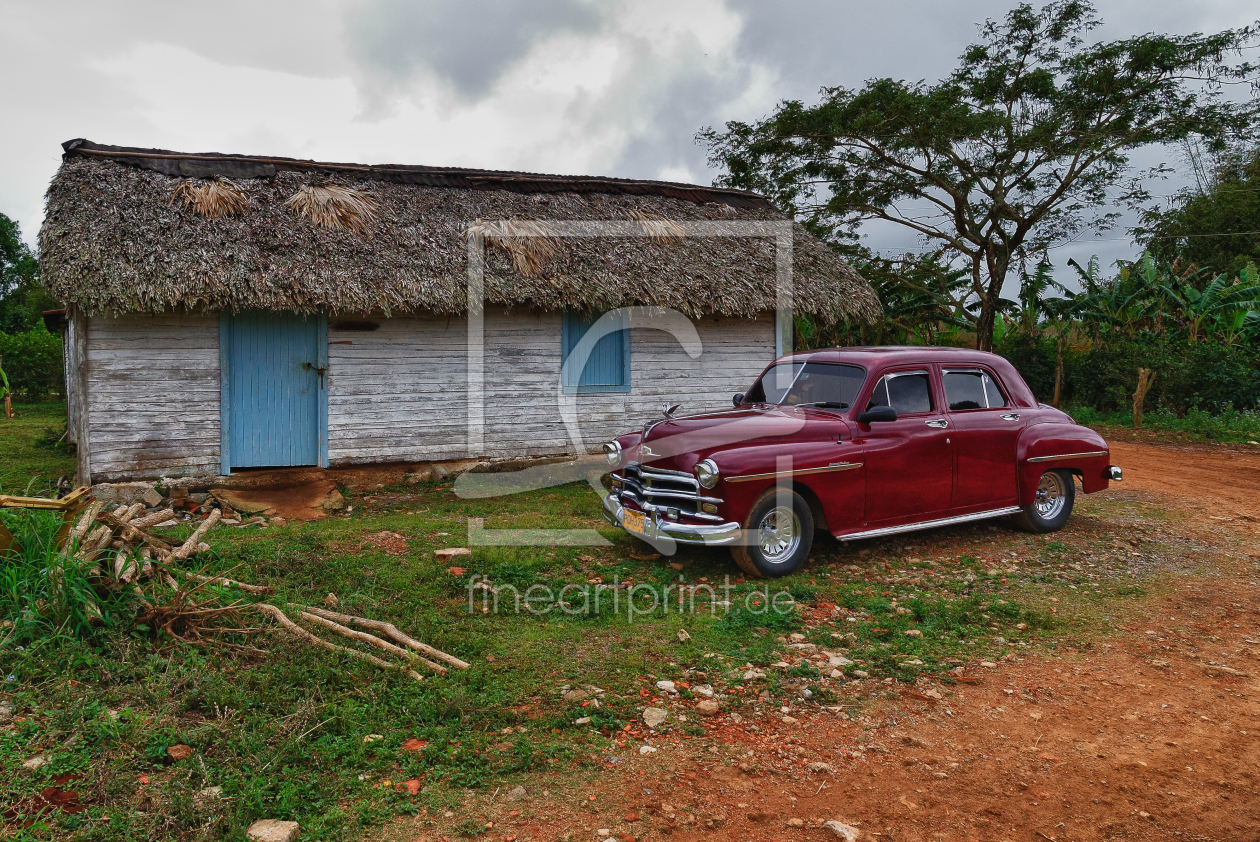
(663, 403, 682, 419)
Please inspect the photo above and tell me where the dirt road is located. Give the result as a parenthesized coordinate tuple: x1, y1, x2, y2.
(379, 440, 1260, 842)
(1110, 439, 1260, 523)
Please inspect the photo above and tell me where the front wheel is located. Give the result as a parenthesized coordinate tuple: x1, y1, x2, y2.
(1012, 469, 1075, 533)
(731, 487, 814, 578)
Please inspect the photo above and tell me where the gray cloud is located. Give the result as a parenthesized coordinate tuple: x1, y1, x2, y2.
(346, 0, 604, 98)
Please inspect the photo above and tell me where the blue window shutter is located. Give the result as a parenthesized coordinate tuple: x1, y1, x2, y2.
(562, 310, 631, 393)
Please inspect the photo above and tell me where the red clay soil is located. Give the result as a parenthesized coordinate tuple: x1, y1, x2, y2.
(375, 440, 1260, 842)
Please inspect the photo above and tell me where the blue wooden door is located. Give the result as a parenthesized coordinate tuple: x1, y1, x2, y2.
(222, 310, 325, 469)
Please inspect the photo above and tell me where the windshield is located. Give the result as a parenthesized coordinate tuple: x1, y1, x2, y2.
(745, 362, 865, 408)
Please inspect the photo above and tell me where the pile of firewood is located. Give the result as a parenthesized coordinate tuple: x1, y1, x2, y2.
(5, 491, 470, 681)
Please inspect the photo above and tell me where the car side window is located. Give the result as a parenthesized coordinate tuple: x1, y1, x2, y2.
(943, 369, 1008, 410)
(867, 371, 933, 414)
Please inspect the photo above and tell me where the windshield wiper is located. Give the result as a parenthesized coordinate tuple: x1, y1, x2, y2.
(795, 401, 849, 409)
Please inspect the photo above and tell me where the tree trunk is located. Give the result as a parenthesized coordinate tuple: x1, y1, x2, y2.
(1133, 368, 1156, 430)
(1052, 335, 1064, 408)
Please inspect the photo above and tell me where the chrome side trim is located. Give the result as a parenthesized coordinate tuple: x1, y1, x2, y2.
(726, 462, 863, 483)
(839, 506, 1022, 542)
(1028, 450, 1106, 463)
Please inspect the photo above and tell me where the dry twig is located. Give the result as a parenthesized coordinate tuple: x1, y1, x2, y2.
(302, 606, 469, 670)
(254, 604, 422, 682)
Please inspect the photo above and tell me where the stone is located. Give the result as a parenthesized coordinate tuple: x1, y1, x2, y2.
(194, 786, 223, 810)
(980, 661, 998, 669)
(903, 629, 923, 637)
(696, 699, 720, 717)
(505, 785, 528, 801)
(563, 688, 590, 703)
(0, 701, 12, 723)
(851, 670, 870, 679)
(677, 629, 691, 642)
(826, 653, 854, 667)
(209, 488, 274, 515)
(21, 755, 48, 771)
(92, 481, 160, 506)
(319, 489, 345, 511)
(787, 817, 805, 827)
(781, 715, 799, 725)
(806, 762, 835, 773)
(404, 467, 433, 484)
(574, 716, 592, 725)
(640, 744, 658, 754)
(692, 684, 715, 698)
(597, 829, 612, 837)
(823, 820, 861, 841)
(142, 487, 164, 507)
(642, 707, 668, 728)
(246, 819, 301, 842)
(166, 743, 194, 762)
(742, 670, 766, 681)
(270, 517, 287, 527)
(787, 643, 818, 653)
(436, 547, 472, 562)
(655, 680, 677, 694)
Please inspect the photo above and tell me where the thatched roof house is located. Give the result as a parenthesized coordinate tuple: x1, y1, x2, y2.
(42, 139, 877, 484)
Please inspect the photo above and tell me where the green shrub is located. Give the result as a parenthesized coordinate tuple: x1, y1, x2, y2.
(998, 335, 1260, 413)
(0, 327, 64, 400)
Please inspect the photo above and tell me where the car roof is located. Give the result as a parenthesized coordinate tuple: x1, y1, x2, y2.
(783, 346, 1007, 367)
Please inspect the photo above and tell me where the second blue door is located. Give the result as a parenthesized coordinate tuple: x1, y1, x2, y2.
(223, 310, 325, 469)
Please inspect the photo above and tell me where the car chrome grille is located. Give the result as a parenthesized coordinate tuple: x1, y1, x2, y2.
(612, 462, 724, 522)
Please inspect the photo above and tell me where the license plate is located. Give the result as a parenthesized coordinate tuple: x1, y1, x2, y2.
(623, 509, 647, 535)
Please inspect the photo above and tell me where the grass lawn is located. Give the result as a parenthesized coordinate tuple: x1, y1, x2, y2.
(0, 413, 1178, 840)
(0, 402, 74, 496)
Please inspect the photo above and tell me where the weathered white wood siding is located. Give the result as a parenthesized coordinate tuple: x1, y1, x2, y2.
(82, 310, 775, 478)
(85, 313, 221, 481)
(326, 310, 775, 464)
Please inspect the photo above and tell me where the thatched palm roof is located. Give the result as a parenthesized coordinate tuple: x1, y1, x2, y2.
(40, 140, 879, 322)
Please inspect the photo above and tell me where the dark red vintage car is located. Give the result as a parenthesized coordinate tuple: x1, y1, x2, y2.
(601, 347, 1121, 577)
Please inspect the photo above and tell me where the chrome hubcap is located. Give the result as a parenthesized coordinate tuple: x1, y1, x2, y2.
(757, 506, 801, 563)
(1034, 472, 1067, 520)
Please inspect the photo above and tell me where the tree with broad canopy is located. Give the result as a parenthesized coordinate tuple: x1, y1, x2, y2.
(700, 1, 1260, 351)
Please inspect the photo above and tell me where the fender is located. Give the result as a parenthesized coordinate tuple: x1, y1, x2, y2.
(1016, 421, 1111, 504)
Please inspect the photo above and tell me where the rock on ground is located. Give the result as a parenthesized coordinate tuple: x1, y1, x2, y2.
(824, 820, 861, 841)
(506, 785, 528, 801)
(642, 707, 668, 728)
(246, 819, 301, 842)
(696, 699, 720, 716)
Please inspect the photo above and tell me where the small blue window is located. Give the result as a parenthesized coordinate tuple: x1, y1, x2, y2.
(561, 309, 631, 394)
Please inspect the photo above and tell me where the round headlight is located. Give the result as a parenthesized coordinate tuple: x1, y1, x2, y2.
(695, 458, 719, 488)
(603, 440, 622, 466)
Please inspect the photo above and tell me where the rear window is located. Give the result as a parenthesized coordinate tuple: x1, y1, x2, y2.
(943, 369, 1007, 410)
(866, 371, 933, 414)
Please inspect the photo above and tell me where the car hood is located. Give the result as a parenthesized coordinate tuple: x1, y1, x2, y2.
(632, 405, 838, 472)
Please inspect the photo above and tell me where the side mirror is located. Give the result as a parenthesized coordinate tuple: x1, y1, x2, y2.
(856, 406, 898, 424)
(732, 393, 745, 407)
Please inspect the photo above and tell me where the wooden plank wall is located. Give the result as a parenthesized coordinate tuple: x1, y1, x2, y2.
(82, 310, 775, 478)
(327, 310, 774, 464)
(86, 313, 221, 481)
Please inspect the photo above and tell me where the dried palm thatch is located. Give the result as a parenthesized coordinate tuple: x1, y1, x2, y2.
(465, 218, 563, 277)
(170, 178, 249, 218)
(285, 183, 378, 236)
(41, 148, 882, 323)
(628, 209, 687, 243)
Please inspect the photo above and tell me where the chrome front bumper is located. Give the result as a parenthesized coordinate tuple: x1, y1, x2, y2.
(602, 493, 741, 546)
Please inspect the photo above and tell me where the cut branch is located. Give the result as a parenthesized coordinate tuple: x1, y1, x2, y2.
(253, 604, 422, 682)
(297, 610, 446, 674)
(302, 605, 470, 670)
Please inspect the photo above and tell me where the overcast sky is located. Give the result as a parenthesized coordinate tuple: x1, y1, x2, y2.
(2, 0, 1256, 282)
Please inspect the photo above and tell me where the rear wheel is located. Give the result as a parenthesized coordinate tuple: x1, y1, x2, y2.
(1012, 469, 1075, 533)
(731, 487, 814, 578)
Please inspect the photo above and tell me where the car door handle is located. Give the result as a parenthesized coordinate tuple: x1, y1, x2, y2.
(925, 419, 948, 428)
(1001, 413, 1020, 421)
